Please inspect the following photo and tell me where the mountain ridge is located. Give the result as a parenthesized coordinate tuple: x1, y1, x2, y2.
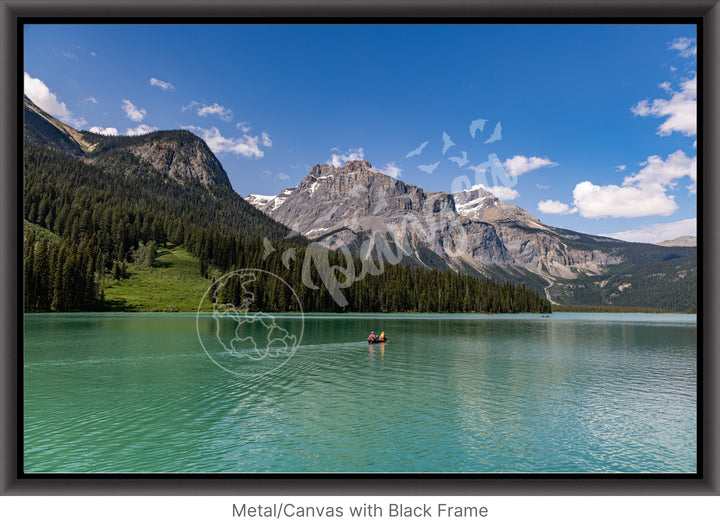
(247, 159, 696, 310)
(24, 95, 232, 189)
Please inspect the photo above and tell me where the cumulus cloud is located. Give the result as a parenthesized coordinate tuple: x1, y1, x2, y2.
(198, 103, 232, 121)
(626, 149, 696, 192)
(474, 184, 519, 201)
(569, 150, 695, 219)
(184, 101, 232, 121)
(126, 124, 158, 136)
(615, 164, 626, 172)
(150, 77, 174, 90)
(327, 147, 365, 167)
(537, 200, 577, 215)
(668, 37, 697, 58)
(601, 217, 696, 243)
(122, 99, 146, 122)
(89, 126, 118, 136)
(261, 132, 272, 147)
(24, 72, 86, 128)
(380, 162, 402, 178)
(631, 74, 696, 137)
(183, 125, 265, 158)
(503, 155, 558, 178)
(573, 181, 677, 218)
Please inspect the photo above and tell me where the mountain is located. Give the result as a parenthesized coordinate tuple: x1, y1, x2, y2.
(23, 95, 92, 157)
(23, 96, 295, 242)
(24, 95, 231, 189)
(248, 160, 697, 311)
(655, 236, 696, 247)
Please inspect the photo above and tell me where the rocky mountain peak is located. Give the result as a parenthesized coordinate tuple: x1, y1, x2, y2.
(24, 96, 232, 189)
(122, 131, 232, 188)
(453, 186, 542, 225)
(308, 163, 335, 177)
(246, 159, 631, 293)
(342, 159, 372, 171)
(307, 159, 377, 181)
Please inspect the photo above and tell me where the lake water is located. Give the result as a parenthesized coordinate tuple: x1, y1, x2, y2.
(24, 312, 697, 473)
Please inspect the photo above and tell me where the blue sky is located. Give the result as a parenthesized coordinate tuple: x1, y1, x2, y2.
(24, 24, 697, 243)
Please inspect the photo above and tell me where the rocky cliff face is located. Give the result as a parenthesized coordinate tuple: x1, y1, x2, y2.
(123, 131, 231, 188)
(247, 160, 623, 285)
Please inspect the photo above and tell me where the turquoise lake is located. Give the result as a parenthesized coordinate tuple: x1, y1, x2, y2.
(24, 312, 697, 473)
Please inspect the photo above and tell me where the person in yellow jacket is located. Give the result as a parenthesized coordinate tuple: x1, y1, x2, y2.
(379, 331, 385, 340)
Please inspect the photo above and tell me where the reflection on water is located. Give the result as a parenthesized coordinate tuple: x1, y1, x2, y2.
(24, 312, 696, 473)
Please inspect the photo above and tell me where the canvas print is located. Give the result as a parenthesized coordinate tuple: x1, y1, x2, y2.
(23, 24, 697, 474)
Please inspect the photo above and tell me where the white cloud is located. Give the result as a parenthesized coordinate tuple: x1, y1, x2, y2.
(198, 103, 232, 121)
(475, 184, 519, 201)
(615, 164, 626, 172)
(327, 147, 365, 167)
(84, 96, 98, 104)
(122, 99, 146, 122)
(183, 101, 233, 121)
(126, 124, 158, 136)
(261, 132, 272, 147)
(89, 126, 118, 136)
(183, 125, 265, 158)
(659, 81, 672, 93)
(150, 77, 174, 91)
(573, 181, 677, 218)
(537, 199, 577, 215)
(503, 155, 558, 178)
(626, 149, 696, 192)
(571, 150, 696, 219)
(24, 72, 86, 128)
(602, 217, 696, 243)
(631, 74, 696, 137)
(380, 162, 402, 178)
(62, 51, 78, 61)
(237, 121, 251, 133)
(277, 172, 290, 181)
(668, 37, 697, 58)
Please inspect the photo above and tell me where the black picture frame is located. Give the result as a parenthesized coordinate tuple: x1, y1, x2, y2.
(2, 0, 717, 495)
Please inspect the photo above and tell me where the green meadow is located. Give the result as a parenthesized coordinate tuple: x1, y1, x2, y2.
(102, 244, 217, 312)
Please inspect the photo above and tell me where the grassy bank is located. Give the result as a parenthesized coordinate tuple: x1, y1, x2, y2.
(102, 244, 217, 312)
